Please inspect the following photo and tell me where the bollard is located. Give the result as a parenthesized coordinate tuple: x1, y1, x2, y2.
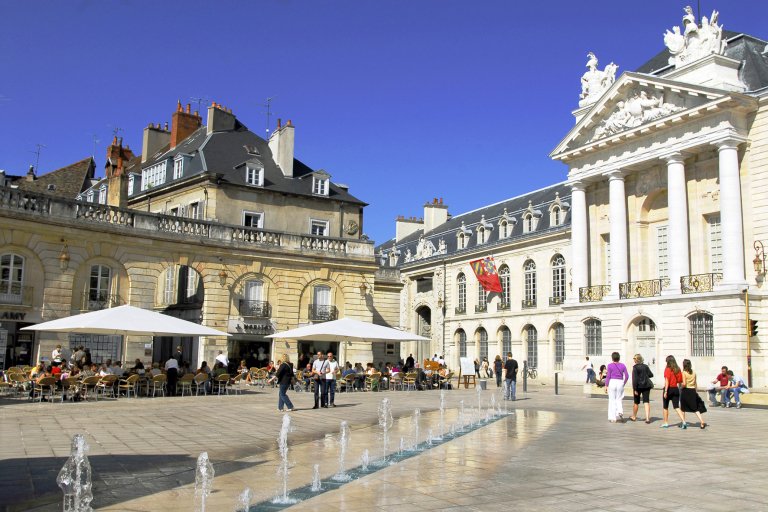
(555, 372, 559, 395)
(523, 361, 528, 393)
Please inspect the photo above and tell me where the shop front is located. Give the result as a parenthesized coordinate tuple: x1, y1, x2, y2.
(0, 311, 34, 368)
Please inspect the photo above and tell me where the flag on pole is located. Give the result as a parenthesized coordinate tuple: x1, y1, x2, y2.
(470, 256, 503, 293)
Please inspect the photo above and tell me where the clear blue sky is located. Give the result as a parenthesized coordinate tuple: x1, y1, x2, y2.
(1, 1, 766, 244)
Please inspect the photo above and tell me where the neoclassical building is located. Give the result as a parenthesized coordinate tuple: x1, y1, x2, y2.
(381, 9, 768, 388)
(0, 102, 396, 370)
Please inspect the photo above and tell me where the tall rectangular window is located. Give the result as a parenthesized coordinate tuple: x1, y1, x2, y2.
(89, 265, 111, 302)
(708, 215, 722, 273)
(246, 166, 263, 186)
(173, 158, 183, 179)
(477, 281, 487, 311)
(585, 319, 602, 356)
(245, 280, 263, 301)
(656, 224, 668, 279)
(554, 324, 565, 370)
(501, 327, 511, 356)
(164, 266, 175, 305)
(690, 313, 714, 357)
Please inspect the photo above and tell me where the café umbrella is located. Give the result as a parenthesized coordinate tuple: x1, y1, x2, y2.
(266, 317, 428, 343)
(21, 304, 230, 337)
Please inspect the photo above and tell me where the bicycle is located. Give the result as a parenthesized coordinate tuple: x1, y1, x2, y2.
(525, 367, 537, 380)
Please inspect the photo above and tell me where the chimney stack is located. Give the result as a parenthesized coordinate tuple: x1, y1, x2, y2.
(142, 121, 171, 163)
(395, 215, 424, 242)
(268, 118, 295, 178)
(423, 197, 449, 234)
(26, 165, 36, 181)
(105, 136, 135, 178)
(171, 100, 202, 149)
(206, 102, 236, 135)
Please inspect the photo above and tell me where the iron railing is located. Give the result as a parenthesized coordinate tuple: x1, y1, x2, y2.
(549, 296, 565, 306)
(579, 285, 610, 303)
(455, 306, 466, 315)
(475, 304, 487, 313)
(0, 284, 33, 306)
(497, 302, 510, 311)
(681, 273, 723, 294)
(238, 300, 271, 318)
(81, 292, 124, 311)
(619, 278, 669, 299)
(309, 304, 337, 322)
(521, 299, 536, 309)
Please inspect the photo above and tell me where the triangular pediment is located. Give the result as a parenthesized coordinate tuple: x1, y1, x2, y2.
(551, 72, 735, 160)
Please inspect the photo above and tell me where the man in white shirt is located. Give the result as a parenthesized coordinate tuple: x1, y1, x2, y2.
(325, 352, 339, 407)
(311, 352, 327, 409)
(215, 350, 229, 368)
(165, 356, 179, 396)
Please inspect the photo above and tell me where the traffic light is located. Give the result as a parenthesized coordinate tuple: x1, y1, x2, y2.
(749, 319, 759, 337)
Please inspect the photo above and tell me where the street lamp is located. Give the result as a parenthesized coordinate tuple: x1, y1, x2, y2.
(753, 240, 766, 278)
(58, 244, 70, 270)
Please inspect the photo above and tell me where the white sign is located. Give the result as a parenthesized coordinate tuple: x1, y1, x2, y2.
(459, 357, 475, 377)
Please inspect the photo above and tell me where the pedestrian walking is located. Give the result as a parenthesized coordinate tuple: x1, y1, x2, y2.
(269, 354, 295, 412)
(502, 352, 518, 400)
(660, 355, 687, 429)
(582, 356, 596, 383)
(680, 359, 707, 429)
(605, 352, 629, 423)
(629, 354, 653, 424)
(311, 352, 326, 409)
(493, 355, 503, 388)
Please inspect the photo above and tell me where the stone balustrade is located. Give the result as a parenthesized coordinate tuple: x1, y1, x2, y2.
(0, 186, 374, 259)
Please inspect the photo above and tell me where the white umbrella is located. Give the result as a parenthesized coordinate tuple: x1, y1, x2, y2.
(266, 317, 427, 342)
(21, 304, 230, 337)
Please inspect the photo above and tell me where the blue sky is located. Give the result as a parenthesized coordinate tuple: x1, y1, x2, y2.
(1, 0, 767, 244)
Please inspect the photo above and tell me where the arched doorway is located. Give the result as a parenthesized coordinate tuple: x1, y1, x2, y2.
(415, 305, 432, 363)
(633, 317, 657, 373)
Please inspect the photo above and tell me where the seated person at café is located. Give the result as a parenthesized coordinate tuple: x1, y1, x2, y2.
(212, 361, 229, 379)
(149, 362, 163, 377)
(111, 361, 126, 377)
(29, 362, 45, 380)
(130, 359, 145, 375)
(97, 364, 110, 377)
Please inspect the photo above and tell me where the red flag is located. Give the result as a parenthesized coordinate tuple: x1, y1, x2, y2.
(470, 257, 502, 293)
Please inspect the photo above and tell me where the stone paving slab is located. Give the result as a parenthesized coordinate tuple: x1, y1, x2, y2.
(1, 384, 766, 511)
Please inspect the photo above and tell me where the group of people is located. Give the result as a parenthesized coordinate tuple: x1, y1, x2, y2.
(600, 352, 750, 429)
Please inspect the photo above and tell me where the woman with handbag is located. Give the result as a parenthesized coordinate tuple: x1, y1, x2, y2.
(680, 359, 707, 429)
(629, 354, 653, 424)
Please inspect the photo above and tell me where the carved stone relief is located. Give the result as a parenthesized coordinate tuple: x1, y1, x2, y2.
(591, 90, 683, 141)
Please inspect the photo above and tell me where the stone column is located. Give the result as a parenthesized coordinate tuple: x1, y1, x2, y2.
(569, 180, 588, 302)
(664, 152, 689, 294)
(715, 139, 746, 287)
(607, 170, 628, 298)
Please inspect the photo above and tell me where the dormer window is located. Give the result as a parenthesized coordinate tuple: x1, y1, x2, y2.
(524, 214, 534, 233)
(477, 227, 487, 244)
(522, 201, 543, 234)
(313, 175, 329, 196)
(552, 207, 561, 226)
(500, 221, 508, 239)
(246, 164, 264, 186)
(456, 221, 472, 250)
(476, 215, 493, 244)
(549, 192, 570, 227)
(98, 185, 107, 204)
(498, 208, 516, 240)
(457, 233, 466, 250)
(128, 175, 135, 195)
(173, 158, 183, 179)
(86, 190, 94, 203)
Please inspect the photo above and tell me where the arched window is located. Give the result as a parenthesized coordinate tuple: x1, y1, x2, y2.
(477, 328, 488, 360)
(524, 214, 534, 233)
(499, 326, 511, 357)
(456, 273, 466, 314)
(458, 233, 466, 250)
(523, 259, 536, 308)
(690, 313, 714, 357)
(551, 254, 566, 305)
(551, 206, 561, 226)
(476, 280, 487, 312)
(457, 329, 467, 358)
(526, 325, 538, 369)
(584, 319, 602, 356)
(500, 220, 509, 239)
(498, 265, 510, 309)
(0, 253, 24, 303)
(477, 227, 486, 244)
(553, 323, 565, 370)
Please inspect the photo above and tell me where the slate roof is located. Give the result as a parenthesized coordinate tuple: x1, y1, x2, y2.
(133, 121, 366, 205)
(376, 182, 571, 269)
(15, 157, 95, 198)
(636, 31, 768, 91)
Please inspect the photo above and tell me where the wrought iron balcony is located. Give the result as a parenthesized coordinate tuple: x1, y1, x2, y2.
(454, 306, 466, 315)
(521, 299, 537, 309)
(579, 285, 610, 303)
(681, 273, 723, 294)
(238, 299, 271, 318)
(309, 303, 337, 322)
(549, 296, 566, 306)
(497, 302, 511, 311)
(0, 284, 33, 306)
(475, 304, 488, 313)
(81, 292, 124, 311)
(619, 278, 669, 299)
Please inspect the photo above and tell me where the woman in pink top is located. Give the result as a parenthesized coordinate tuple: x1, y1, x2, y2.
(605, 352, 629, 423)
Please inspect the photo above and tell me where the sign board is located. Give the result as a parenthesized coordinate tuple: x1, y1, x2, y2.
(459, 357, 475, 376)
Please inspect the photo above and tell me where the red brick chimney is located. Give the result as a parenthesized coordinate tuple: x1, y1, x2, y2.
(105, 136, 135, 178)
(171, 100, 202, 149)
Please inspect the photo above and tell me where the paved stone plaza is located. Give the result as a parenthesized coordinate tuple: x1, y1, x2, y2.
(1, 384, 767, 511)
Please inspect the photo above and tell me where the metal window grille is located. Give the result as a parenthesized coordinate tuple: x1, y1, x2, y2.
(690, 313, 714, 357)
(526, 325, 538, 369)
(585, 319, 602, 356)
(554, 323, 565, 370)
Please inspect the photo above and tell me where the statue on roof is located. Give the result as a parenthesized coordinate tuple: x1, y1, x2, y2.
(664, 7, 727, 68)
(579, 52, 618, 108)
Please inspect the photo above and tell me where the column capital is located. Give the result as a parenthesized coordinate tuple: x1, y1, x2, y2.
(606, 169, 627, 181)
(713, 137, 746, 152)
(660, 151, 686, 165)
(569, 180, 587, 192)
